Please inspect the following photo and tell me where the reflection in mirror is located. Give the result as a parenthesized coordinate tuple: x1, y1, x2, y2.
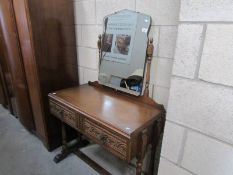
(98, 9, 151, 96)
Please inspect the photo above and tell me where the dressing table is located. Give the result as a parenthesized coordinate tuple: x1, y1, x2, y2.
(48, 10, 166, 175)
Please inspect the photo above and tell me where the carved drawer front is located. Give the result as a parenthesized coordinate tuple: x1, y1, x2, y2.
(63, 108, 77, 129)
(49, 101, 78, 129)
(84, 119, 128, 160)
(49, 101, 63, 119)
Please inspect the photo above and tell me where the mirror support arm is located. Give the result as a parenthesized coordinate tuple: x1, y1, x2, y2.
(143, 38, 154, 97)
(97, 34, 102, 65)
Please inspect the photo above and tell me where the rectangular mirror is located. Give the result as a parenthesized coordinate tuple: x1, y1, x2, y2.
(98, 9, 151, 96)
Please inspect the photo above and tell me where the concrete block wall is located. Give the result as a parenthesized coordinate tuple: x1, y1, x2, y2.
(73, 0, 180, 109)
(158, 0, 233, 174)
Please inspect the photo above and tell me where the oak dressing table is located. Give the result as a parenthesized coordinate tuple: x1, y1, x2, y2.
(48, 39, 165, 175)
(49, 10, 166, 175)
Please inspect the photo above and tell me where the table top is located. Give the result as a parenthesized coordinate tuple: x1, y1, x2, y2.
(49, 84, 162, 136)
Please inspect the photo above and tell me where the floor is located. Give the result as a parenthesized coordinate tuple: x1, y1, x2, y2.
(0, 105, 147, 175)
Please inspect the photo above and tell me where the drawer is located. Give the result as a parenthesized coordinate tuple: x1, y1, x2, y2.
(49, 101, 78, 129)
(49, 101, 63, 119)
(83, 118, 128, 160)
(63, 109, 78, 129)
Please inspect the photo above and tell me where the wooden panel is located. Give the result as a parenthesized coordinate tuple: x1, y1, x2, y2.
(0, 0, 35, 130)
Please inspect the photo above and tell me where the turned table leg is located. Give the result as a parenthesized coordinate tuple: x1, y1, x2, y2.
(53, 123, 90, 163)
(54, 122, 69, 163)
(136, 129, 148, 175)
(148, 123, 158, 175)
(148, 114, 166, 175)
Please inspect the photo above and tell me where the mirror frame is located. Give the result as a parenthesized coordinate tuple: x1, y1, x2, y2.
(98, 9, 152, 96)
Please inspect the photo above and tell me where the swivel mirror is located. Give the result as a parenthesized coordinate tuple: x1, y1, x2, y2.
(98, 9, 151, 96)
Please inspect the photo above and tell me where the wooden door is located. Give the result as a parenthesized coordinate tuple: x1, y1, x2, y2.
(12, 0, 78, 150)
(0, 0, 35, 130)
(12, 0, 48, 145)
(0, 67, 6, 106)
(0, 26, 14, 113)
(0, 31, 7, 108)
